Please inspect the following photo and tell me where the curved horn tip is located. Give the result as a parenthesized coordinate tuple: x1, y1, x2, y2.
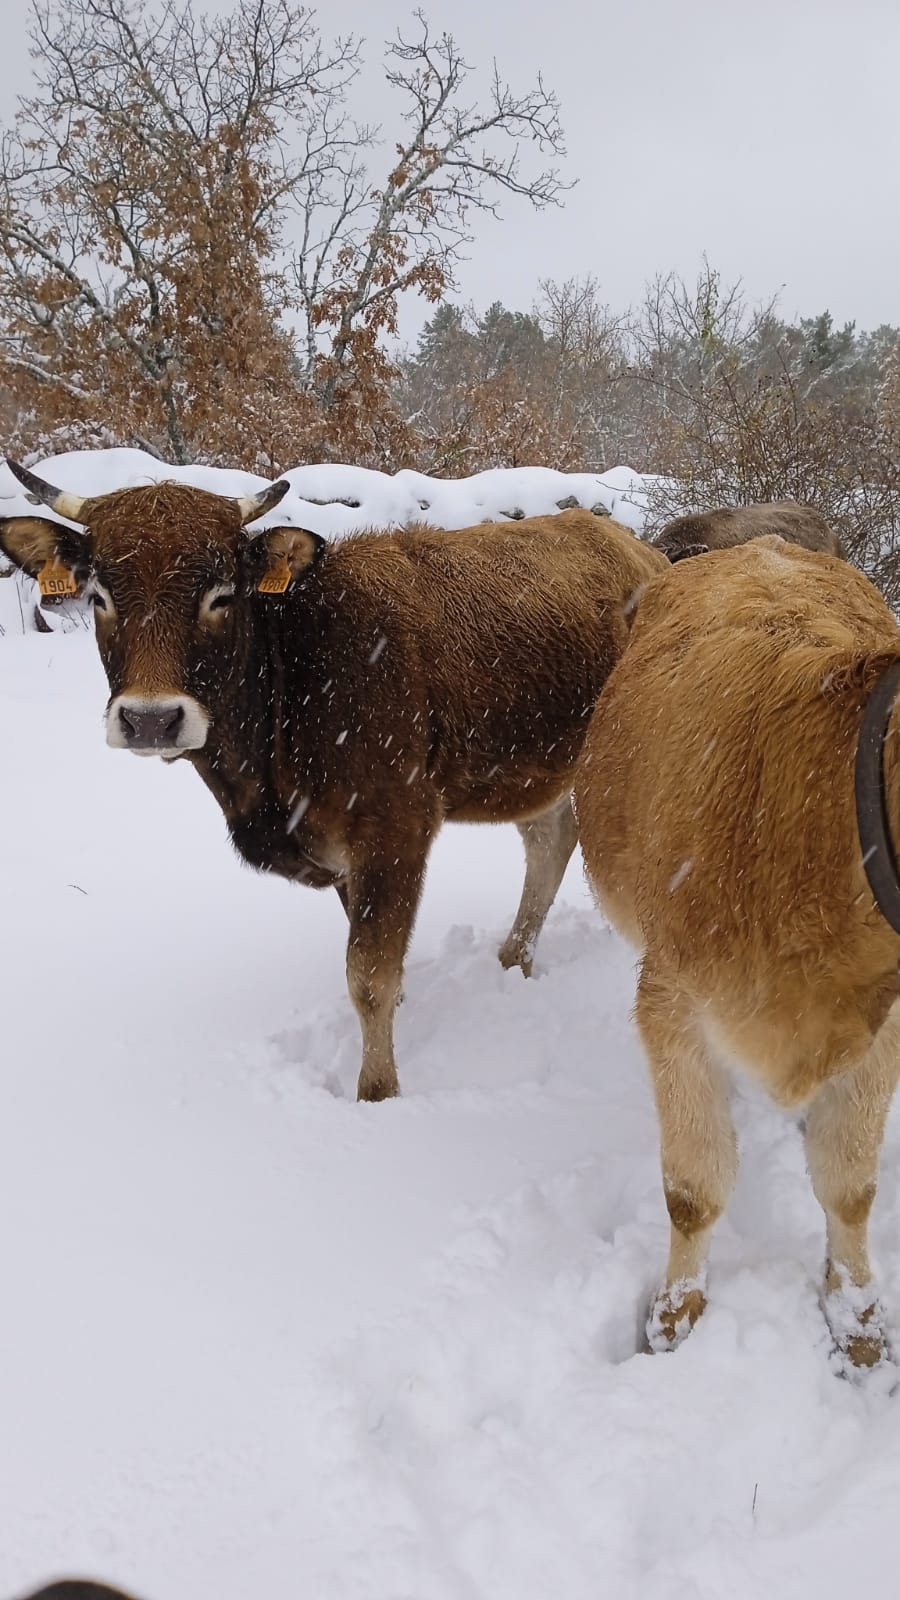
(237, 477, 292, 527)
(5, 457, 87, 522)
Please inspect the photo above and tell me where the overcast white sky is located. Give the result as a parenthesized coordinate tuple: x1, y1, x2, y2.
(4, 0, 899, 336)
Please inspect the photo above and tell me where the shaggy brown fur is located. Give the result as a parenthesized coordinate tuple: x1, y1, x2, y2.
(0, 485, 665, 1100)
(652, 500, 843, 563)
(574, 537, 900, 1366)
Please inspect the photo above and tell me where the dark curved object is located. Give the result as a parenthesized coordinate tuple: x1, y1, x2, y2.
(18, 1584, 141, 1600)
(855, 657, 900, 937)
(666, 541, 710, 565)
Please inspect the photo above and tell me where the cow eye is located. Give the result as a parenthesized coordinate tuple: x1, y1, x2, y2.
(86, 581, 113, 614)
(201, 584, 236, 619)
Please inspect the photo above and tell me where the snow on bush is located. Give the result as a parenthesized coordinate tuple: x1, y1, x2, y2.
(0, 449, 660, 637)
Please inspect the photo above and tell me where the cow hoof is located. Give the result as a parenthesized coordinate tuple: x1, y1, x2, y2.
(357, 1076, 399, 1103)
(843, 1328, 889, 1369)
(498, 941, 533, 977)
(824, 1280, 890, 1372)
(646, 1281, 707, 1352)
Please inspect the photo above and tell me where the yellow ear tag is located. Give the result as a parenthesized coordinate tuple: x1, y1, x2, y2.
(37, 559, 78, 598)
(257, 556, 292, 595)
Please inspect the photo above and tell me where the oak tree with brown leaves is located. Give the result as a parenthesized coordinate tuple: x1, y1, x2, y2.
(0, 0, 568, 470)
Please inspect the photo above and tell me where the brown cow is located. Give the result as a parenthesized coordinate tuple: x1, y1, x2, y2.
(0, 461, 666, 1101)
(652, 500, 843, 564)
(574, 537, 900, 1368)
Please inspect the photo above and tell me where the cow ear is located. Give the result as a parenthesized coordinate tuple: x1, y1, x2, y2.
(0, 516, 90, 590)
(248, 526, 326, 594)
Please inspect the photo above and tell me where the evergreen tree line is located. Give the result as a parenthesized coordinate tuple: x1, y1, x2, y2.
(400, 271, 900, 598)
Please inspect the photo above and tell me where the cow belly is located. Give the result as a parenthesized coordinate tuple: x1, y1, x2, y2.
(701, 993, 899, 1109)
(434, 712, 585, 823)
(444, 774, 573, 824)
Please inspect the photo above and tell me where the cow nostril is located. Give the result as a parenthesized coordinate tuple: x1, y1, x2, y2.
(117, 702, 186, 746)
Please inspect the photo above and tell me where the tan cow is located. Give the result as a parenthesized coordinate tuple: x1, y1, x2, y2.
(0, 462, 666, 1102)
(574, 537, 900, 1368)
(652, 500, 843, 564)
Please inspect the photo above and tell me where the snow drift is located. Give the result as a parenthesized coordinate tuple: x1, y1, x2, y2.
(2, 453, 900, 1599)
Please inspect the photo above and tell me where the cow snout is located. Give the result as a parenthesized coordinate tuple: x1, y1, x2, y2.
(107, 694, 209, 755)
(120, 702, 183, 744)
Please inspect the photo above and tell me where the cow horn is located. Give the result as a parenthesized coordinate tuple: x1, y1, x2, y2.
(235, 479, 291, 527)
(6, 459, 88, 523)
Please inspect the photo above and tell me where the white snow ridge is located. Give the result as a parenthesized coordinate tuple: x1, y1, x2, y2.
(0, 450, 657, 636)
(2, 455, 900, 1599)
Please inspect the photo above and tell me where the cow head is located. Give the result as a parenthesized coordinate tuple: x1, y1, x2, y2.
(0, 461, 325, 757)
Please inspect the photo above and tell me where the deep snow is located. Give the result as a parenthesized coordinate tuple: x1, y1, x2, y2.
(3, 464, 900, 1598)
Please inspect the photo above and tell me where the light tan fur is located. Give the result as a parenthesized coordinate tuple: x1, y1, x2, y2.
(574, 537, 900, 1364)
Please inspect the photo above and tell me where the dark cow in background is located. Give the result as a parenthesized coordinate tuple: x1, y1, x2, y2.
(0, 461, 666, 1100)
(652, 499, 843, 564)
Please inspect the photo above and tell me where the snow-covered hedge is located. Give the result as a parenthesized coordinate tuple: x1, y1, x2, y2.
(0, 449, 661, 636)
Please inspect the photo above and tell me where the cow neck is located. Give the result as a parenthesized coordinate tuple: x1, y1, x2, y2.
(855, 655, 900, 939)
(190, 591, 293, 808)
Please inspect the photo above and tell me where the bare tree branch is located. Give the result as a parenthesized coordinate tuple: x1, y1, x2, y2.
(0, 0, 570, 469)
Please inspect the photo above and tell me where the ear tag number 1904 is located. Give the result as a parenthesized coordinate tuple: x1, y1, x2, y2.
(37, 560, 78, 598)
(258, 556, 292, 595)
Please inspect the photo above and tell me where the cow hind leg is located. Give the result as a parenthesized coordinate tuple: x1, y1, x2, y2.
(637, 960, 738, 1351)
(345, 844, 430, 1103)
(804, 1014, 900, 1369)
(498, 796, 579, 976)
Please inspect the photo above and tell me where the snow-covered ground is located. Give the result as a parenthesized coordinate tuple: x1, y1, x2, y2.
(3, 463, 900, 1598)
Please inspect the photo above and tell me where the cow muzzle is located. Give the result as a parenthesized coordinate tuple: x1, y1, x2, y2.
(107, 693, 210, 756)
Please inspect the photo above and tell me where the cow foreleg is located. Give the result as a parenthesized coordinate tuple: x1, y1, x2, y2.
(345, 846, 429, 1103)
(499, 795, 578, 976)
(805, 1013, 900, 1369)
(637, 960, 737, 1352)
